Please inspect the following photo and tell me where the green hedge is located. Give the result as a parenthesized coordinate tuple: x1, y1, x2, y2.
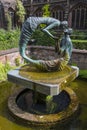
(72, 39, 87, 49)
(0, 29, 87, 50)
(0, 62, 14, 81)
(0, 29, 20, 50)
(32, 30, 87, 49)
(71, 30, 87, 40)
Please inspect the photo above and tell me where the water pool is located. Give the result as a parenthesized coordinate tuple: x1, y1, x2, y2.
(0, 78, 87, 130)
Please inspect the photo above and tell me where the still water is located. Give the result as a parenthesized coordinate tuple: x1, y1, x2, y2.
(0, 78, 87, 130)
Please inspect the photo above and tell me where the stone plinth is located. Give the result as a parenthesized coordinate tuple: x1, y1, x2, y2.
(7, 65, 79, 96)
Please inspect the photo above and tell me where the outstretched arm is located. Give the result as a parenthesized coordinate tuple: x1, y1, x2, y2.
(42, 21, 60, 39)
(42, 29, 58, 39)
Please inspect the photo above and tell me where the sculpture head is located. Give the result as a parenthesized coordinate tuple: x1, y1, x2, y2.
(61, 21, 68, 29)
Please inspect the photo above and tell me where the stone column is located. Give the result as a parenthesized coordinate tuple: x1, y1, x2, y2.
(68, 12, 72, 28)
(74, 9, 77, 29)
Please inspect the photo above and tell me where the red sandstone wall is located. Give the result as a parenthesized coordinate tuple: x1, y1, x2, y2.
(0, 48, 22, 66)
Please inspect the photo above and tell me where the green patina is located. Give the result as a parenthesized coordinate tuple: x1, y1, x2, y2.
(19, 17, 73, 72)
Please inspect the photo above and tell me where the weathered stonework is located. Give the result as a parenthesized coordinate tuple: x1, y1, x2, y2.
(71, 49, 87, 69)
(8, 87, 79, 126)
(7, 45, 80, 126)
(0, 48, 23, 66)
(7, 65, 79, 96)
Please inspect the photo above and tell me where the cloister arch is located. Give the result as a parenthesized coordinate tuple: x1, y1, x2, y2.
(34, 7, 43, 17)
(69, 2, 87, 29)
(51, 5, 65, 21)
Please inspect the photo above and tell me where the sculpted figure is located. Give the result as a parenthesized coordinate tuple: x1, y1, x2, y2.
(38, 28, 73, 71)
(58, 28, 73, 70)
(19, 17, 72, 71)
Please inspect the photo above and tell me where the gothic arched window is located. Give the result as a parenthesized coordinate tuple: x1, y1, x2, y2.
(71, 5, 87, 29)
(51, 6, 64, 21)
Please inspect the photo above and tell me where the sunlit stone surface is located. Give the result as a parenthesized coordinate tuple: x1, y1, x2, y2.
(7, 65, 79, 96)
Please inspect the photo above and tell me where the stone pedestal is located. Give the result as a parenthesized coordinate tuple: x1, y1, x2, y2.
(7, 65, 79, 126)
(7, 65, 79, 96)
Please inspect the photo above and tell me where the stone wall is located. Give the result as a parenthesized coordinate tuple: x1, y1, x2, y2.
(0, 48, 23, 66)
(71, 49, 87, 69)
(0, 46, 87, 69)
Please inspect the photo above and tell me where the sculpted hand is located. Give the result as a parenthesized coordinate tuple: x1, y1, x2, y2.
(53, 36, 58, 40)
(42, 29, 58, 40)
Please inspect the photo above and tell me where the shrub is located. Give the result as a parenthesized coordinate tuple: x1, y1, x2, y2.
(16, 0, 26, 27)
(0, 28, 87, 50)
(0, 62, 14, 81)
(0, 29, 20, 50)
(32, 29, 87, 50)
(71, 30, 87, 40)
(72, 39, 87, 50)
(32, 29, 57, 46)
(15, 57, 21, 66)
(42, 4, 51, 17)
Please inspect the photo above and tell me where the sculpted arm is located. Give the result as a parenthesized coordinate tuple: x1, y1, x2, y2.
(42, 20, 68, 39)
(42, 21, 60, 39)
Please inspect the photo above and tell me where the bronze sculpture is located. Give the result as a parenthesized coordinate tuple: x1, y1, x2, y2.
(19, 17, 72, 71)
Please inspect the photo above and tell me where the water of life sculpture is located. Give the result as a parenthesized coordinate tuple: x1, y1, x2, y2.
(7, 17, 79, 126)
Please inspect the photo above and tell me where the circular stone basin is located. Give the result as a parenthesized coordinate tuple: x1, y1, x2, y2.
(8, 87, 79, 126)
